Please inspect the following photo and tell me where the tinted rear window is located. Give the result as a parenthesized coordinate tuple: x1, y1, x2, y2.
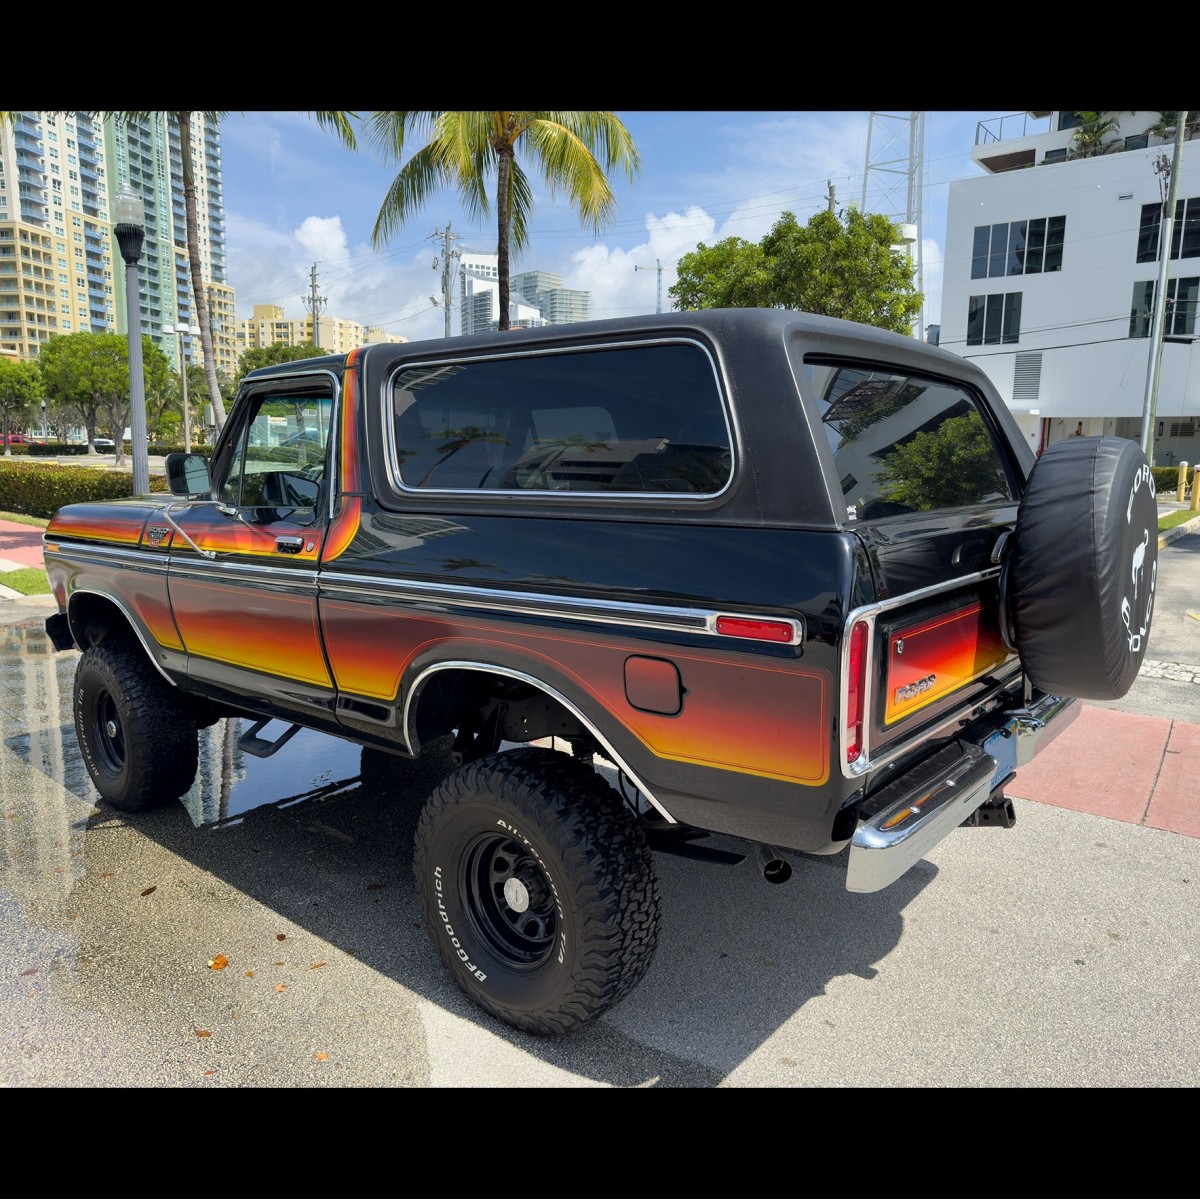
(387, 341, 732, 496)
(806, 361, 1016, 519)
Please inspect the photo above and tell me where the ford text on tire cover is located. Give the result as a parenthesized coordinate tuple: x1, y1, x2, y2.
(41, 308, 1156, 1036)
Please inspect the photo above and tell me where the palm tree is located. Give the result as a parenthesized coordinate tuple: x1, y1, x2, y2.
(1068, 111, 1122, 159)
(362, 112, 641, 332)
(1147, 111, 1199, 142)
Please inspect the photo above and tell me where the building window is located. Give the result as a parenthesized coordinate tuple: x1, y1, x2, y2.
(1057, 112, 1084, 131)
(967, 292, 1023, 346)
(1043, 148, 1068, 164)
(1137, 196, 1200, 263)
(1125, 133, 1149, 151)
(971, 216, 1065, 279)
(1129, 277, 1199, 337)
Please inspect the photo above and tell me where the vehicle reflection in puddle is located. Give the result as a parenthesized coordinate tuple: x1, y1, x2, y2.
(1, 618, 367, 829)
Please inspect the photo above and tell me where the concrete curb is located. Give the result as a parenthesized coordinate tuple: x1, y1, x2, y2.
(1160, 512, 1200, 549)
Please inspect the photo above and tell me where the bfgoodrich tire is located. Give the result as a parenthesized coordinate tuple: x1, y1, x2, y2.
(413, 746, 662, 1036)
(1004, 436, 1157, 700)
(73, 640, 199, 810)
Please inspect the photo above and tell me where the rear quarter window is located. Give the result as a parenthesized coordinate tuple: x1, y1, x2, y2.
(806, 360, 1017, 519)
(386, 340, 733, 496)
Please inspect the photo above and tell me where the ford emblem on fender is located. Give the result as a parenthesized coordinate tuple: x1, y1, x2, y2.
(146, 525, 171, 547)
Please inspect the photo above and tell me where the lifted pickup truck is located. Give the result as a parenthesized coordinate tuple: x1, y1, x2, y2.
(42, 308, 1157, 1035)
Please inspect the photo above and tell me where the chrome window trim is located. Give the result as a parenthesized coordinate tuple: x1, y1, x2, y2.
(381, 335, 737, 502)
(405, 659, 676, 824)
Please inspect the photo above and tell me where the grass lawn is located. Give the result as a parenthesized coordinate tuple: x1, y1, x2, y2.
(1159, 509, 1199, 532)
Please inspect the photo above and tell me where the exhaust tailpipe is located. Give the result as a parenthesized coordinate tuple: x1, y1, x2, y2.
(757, 845, 792, 884)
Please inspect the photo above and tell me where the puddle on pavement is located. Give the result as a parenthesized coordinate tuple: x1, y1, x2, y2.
(1, 617, 368, 831)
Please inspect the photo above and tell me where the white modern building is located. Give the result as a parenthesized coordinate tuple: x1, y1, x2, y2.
(458, 253, 591, 334)
(941, 111, 1199, 466)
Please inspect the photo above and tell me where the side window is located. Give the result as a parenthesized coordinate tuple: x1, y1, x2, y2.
(388, 341, 732, 495)
(219, 387, 333, 511)
(806, 361, 1017, 518)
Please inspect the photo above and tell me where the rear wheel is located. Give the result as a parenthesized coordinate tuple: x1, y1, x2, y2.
(413, 746, 661, 1036)
(73, 640, 199, 810)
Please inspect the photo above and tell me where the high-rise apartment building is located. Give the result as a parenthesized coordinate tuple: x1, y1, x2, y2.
(941, 110, 1199, 466)
(458, 253, 591, 334)
(0, 111, 237, 379)
(235, 304, 407, 358)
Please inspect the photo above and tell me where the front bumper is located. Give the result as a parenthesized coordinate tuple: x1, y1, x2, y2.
(845, 690, 1079, 894)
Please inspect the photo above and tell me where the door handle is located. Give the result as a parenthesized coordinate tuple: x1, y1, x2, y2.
(276, 536, 304, 555)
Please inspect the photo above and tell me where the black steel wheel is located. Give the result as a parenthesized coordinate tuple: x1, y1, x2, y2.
(413, 746, 662, 1036)
(73, 640, 199, 810)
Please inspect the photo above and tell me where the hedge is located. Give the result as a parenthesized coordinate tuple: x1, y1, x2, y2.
(0, 460, 167, 520)
(1153, 464, 1194, 495)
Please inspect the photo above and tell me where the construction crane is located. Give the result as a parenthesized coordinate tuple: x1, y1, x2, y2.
(635, 259, 664, 314)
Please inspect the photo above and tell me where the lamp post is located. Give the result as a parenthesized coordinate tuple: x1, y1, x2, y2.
(114, 183, 150, 496)
(40, 399, 46, 440)
(164, 321, 201, 452)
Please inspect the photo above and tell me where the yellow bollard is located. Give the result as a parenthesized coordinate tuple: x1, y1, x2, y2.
(1178, 461, 1190, 503)
(1192, 465, 1199, 513)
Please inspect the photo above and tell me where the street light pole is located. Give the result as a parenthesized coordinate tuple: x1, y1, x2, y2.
(1141, 112, 1189, 467)
(114, 183, 150, 496)
(164, 321, 201, 453)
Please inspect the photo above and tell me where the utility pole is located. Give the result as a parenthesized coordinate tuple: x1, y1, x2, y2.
(1141, 112, 1189, 467)
(635, 259, 664, 314)
(302, 264, 327, 349)
(827, 180, 837, 213)
(432, 224, 460, 336)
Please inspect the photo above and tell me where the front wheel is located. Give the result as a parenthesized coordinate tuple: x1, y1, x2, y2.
(73, 640, 199, 810)
(413, 746, 662, 1036)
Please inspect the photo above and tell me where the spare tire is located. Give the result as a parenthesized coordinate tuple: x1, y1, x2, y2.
(1003, 436, 1157, 700)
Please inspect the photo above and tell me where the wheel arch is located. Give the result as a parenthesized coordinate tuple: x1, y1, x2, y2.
(65, 588, 176, 687)
(404, 659, 677, 824)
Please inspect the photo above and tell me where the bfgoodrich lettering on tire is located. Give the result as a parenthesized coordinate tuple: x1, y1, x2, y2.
(413, 746, 662, 1036)
(1004, 436, 1157, 700)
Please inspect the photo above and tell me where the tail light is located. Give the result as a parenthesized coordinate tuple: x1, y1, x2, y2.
(846, 619, 868, 763)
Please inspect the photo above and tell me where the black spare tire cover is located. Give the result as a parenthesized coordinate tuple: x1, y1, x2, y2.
(1004, 436, 1157, 700)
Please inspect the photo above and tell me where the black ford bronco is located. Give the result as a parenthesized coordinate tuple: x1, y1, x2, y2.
(42, 308, 1158, 1035)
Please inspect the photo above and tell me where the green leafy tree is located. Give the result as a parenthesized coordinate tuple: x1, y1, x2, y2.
(671, 208, 923, 335)
(667, 237, 770, 311)
(0, 357, 44, 455)
(236, 342, 323, 380)
(36, 331, 169, 462)
(872, 412, 1009, 510)
(362, 112, 641, 331)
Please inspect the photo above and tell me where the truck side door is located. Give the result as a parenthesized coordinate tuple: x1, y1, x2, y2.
(166, 375, 338, 717)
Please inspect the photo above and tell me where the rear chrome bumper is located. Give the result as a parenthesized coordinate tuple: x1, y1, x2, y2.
(845, 691, 1079, 894)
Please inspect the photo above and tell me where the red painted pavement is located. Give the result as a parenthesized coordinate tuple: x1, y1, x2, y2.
(1010, 704, 1199, 839)
(0, 518, 47, 570)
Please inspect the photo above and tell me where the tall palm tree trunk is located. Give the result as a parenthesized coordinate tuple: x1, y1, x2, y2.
(496, 146, 513, 332)
(176, 112, 227, 434)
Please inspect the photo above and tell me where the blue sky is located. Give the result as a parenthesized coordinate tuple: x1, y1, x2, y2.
(218, 110, 1018, 344)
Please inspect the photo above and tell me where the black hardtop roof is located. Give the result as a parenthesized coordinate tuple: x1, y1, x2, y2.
(240, 307, 981, 387)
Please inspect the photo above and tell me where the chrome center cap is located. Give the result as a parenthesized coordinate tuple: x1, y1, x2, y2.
(503, 877, 531, 912)
(105, 719, 119, 738)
